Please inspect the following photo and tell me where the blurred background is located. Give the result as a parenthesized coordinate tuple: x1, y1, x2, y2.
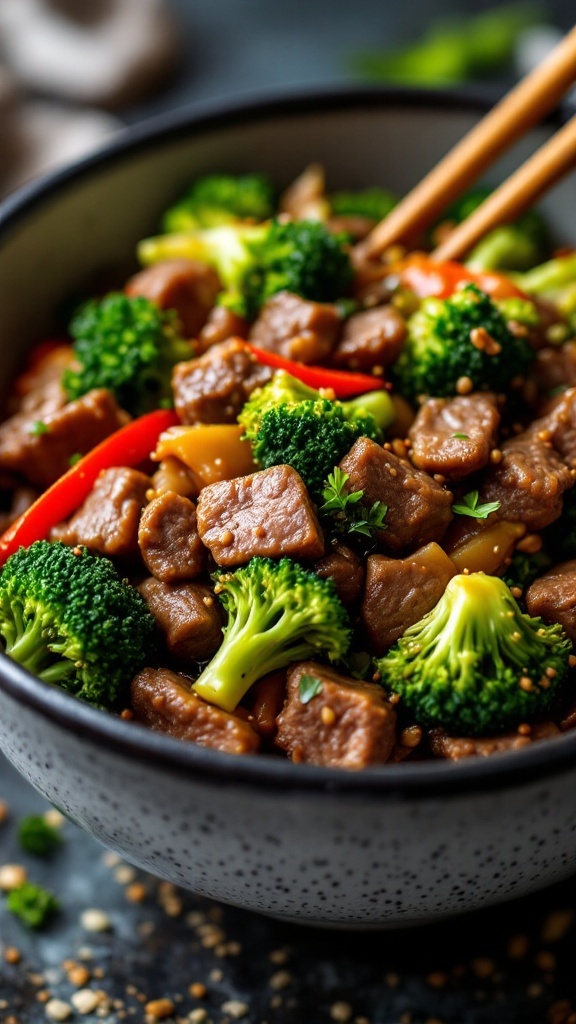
(0, 0, 575, 200)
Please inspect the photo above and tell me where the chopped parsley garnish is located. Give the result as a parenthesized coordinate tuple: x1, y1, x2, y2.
(68, 452, 83, 467)
(18, 815, 62, 857)
(28, 421, 49, 436)
(452, 432, 470, 439)
(452, 490, 501, 520)
(298, 674, 323, 704)
(7, 882, 59, 929)
(320, 467, 387, 539)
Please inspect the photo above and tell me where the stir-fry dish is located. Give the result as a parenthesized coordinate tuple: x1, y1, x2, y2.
(2, 165, 576, 769)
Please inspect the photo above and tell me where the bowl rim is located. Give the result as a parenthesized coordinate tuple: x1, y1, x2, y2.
(1, 83, 576, 799)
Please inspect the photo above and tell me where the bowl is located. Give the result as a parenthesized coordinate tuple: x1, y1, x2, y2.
(1, 88, 576, 928)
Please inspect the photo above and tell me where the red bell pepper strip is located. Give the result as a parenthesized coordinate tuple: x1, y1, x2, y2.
(394, 253, 528, 301)
(0, 407, 179, 567)
(245, 343, 385, 397)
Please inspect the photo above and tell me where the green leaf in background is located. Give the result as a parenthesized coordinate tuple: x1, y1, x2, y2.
(351, 4, 546, 86)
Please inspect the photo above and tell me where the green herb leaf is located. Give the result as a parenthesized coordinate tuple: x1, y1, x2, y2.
(7, 882, 59, 929)
(298, 674, 323, 704)
(452, 490, 501, 520)
(452, 432, 469, 439)
(68, 453, 82, 467)
(28, 421, 49, 436)
(320, 467, 387, 539)
(18, 815, 62, 857)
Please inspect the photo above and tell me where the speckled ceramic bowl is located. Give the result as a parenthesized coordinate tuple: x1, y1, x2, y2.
(1, 89, 576, 928)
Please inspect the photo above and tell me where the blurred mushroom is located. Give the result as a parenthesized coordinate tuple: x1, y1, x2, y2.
(0, 0, 177, 108)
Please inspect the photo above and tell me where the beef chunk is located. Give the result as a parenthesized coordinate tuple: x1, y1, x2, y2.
(544, 387, 576, 467)
(339, 437, 453, 553)
(172, 338, 271, 424)
(248, 291, 340, 363)
(525, 560, 576, 643)
(361, 543, 456, 655)
(138, 491, 204, 582)
(429, 722, 560, 761)
(197, 305, 248, 353)
(531, 342, 576, 403)
(51, 466, 150, 559)
(125, 258, 220, 337)
(275, 661, 397, 769)
(313, 543, 365, 606)
(478, 423, 573, 531)
(409, 393, 500, 480)
(138, 577, 223, 662)
(331, 305, 406, 371)
(131, 667, 260, 754)
(10, 343, 74, 416)
(196, 464, 325, 566)
(0, 388, 127, 488)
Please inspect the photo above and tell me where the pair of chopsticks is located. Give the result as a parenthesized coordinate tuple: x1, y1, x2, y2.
(359, 24, 576, 264)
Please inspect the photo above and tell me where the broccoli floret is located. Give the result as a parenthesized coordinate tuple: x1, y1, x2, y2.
(330, 187, 397, 221)
(434, 187, 549, 271)
(193, 557, 351, 711)
(0, 541, 157, 708)
(18, 815, 62, 857)
(63, 292, 191, 418)
(515, 254, 576, 330)
(391, 284, 535, 401)
(7, 882, 59, 929)
(377, 572, 572, 735)
(162, 172, 275, 232)
(501, 549, 553, 594)
(238, 373, 387, 496)
(138, 219, 353, 319)
(351, 6, 540, 86)
(253, 400, 378, 496)
(239, 371, 394, 438)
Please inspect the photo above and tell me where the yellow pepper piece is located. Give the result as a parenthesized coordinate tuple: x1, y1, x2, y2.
(154, 424, 256, 486)
(446, 519, 526, 575)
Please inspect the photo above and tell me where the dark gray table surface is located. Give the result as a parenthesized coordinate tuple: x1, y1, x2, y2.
(2, 2, 576, 1021)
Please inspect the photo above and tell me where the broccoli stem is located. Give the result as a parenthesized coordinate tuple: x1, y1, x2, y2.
(515, 253, 576, 297)
(343, 390, 395, 430)
(4, 614, 52, 675)
(194, 594, 318, 712)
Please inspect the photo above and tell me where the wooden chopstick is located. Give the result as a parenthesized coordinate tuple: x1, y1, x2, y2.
(432, 112, 576, 263)
(357, 24, 576, 261)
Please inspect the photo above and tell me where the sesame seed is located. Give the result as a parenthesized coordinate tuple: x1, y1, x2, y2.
(4, 947, 21, 965)
(189, 1011, 208, 1023)
(114, 865, 136, 885)
(188, 983, 207, 1000)
(330, 1002, 353, 1022)
(0, 799, 9, 824)
(427, 972, 448, 989)
(269, 970, 293, 991)
(43, 809, 65, 830)
(126, 883, 148, 903)
(45, 999, 73, 1021)
(0, 864, 27, 891)
(541, 909, 575, 943)
(456, 376, 473, 395)
(80, 909, 111, 933)
(321, 706, 336, 726)
(268, 949, 290, 966)
(144, 999, 175, 1020)
(67, 966, 91, 988)
(221, 999, 249, 1018)
(71, 990, 101, 1015)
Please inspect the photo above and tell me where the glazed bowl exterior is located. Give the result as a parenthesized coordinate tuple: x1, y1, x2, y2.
(1, 89, 576, 927)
